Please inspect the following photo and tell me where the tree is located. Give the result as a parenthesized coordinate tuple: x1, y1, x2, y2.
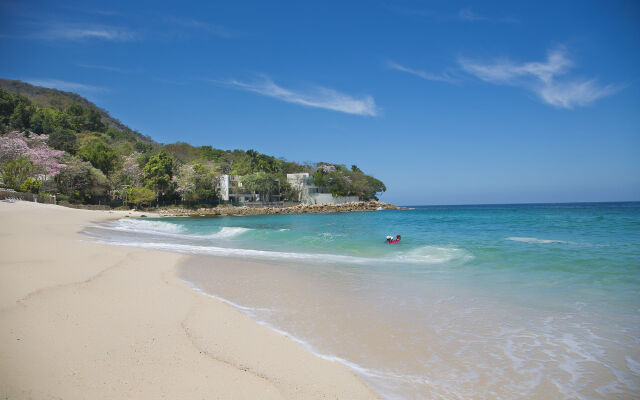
(312, 165, 336, 188)
(109, 153, 144, 202)
(83, 108, 105, 132)
(128, 186, 156, 208)
(0, 157, 33, 190)
(21, 178, 42, 194)
(65, 104, 84, 132)
(201, 145, 225, 161)
(174, 163, 219, 204)
(232, 149, 282, 175)
(0, 89, 23, 131)
(349, 173, 386, 201)
(77, 138, 117, 174)
(218, 152, 234, 174)
(0, 131, 66, 176)
(279, 178, 300, 201)
(112, 153, 143, 186)
(9, 102, 33, 131)
(55, 158, 109, 203)
(144, 151, 174, 201)
(241, 172, 279, 202)
(48, 129, 78, 154)
(174, 164, 197, 202)
(362, 175, 386, 200)
(309, 163, 385, 200)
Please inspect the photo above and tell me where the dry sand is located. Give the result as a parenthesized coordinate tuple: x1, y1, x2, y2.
(0, 201, 378, 399)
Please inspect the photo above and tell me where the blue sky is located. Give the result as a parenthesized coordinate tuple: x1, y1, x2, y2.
(1, 0, 639, 205)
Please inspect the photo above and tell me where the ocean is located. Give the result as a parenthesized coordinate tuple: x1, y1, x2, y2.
(83, 202, 640, 399)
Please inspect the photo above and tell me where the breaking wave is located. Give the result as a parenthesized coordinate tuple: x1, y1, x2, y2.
(94, 219, 252, 240)
(204, 227, 251, 239)
(111, 219, 185, 234)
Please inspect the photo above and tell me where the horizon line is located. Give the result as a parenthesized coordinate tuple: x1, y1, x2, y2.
(401, 200, 640, 207)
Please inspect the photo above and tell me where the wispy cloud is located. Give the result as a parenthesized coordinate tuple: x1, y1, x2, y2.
(25, 79, 107, 93)
(458, 7, 486, 21)
(218, 76, 378, 116)
(393, 6, 518, 23)
(153, 77, 187, 85)
(459, 48, 619, 108)
(77, 63, 134, 73)
(91, 9, 120, 16)
(166, 16, 234, 38)
(38, 24, 136, 41)
(388, 61, 458, 83)
(536, 80, 618, 109)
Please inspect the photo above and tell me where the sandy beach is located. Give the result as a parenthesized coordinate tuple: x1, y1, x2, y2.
(0, 201, 378, 399)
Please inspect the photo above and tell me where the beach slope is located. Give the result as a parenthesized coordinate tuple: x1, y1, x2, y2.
(0, 201, 378, 399)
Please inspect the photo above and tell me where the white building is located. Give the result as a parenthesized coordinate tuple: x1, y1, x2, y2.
(218, 174, 230, 201)
(218, 174, 260, 204)
(286, 173, 359, 204)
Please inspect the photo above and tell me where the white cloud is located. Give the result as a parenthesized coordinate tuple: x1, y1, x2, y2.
(42, 24, 136, 41)
(25, 79, 106, 93)
(388, 61, 457, 83)
(166, 17, 233, 38)
(77, 63, 132, 73)
(538, 80, 618, 109)
(458, 7, 486, 21)
(393, 6, 518, 23)
(221, 77, 378, 116)
(459, 48, 618, 108)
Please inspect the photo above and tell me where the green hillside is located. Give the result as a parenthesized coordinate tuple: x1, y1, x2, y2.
(0, 79, 385, 207)
(0, 79, 139, 135)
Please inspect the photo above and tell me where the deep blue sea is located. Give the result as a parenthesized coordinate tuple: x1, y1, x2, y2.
(85, 202, 640, 399)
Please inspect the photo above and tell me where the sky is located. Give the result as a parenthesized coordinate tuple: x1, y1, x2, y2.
(1, 0, 639, 205)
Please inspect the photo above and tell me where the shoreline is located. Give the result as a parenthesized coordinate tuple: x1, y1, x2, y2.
(0, 201, 380, 399)
(177, 270, 381, 386)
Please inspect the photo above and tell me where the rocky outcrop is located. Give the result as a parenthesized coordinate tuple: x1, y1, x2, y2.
(157, 201, 407, 217)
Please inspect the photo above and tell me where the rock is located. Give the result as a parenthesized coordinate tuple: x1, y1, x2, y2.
(154, 201, 406, 217)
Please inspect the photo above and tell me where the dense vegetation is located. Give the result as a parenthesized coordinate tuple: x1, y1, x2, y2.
(0, 80, 385, 207)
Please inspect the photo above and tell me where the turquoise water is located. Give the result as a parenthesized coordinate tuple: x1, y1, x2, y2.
(85, 202, 640, 399)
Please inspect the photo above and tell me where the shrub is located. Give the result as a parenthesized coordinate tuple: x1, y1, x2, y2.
(20, 178, 42, 194)
(128, 186, 156, 208)
(1, 157, 33, 190)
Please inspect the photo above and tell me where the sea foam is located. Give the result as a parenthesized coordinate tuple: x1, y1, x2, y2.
(204, 227, 251, 239)
(395, 245, 473, 264)
(112, 219, 185, 234)
(506, 237, 575, 244)
(93, 238, 470, 267)
(100, 219, 251, 240)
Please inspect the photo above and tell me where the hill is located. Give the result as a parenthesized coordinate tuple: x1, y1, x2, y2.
(0, 79, 386, 206)
(0, 78, 142, 137)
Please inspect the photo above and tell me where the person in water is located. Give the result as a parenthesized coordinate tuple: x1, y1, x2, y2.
(386, 234, 402, 244)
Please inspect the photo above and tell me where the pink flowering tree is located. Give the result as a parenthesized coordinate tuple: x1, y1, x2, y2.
(174, 164, 196, 202)
(109, 152, 144, 201)
(320, 164, 336, 173)
(0, 131, 66, 177)
(111, 152, 143, 187)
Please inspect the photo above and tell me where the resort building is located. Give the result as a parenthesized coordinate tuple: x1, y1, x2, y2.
(218, 174, 260, 203)
(217, 173, 359, 205)
(286, 173, 359, 204)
